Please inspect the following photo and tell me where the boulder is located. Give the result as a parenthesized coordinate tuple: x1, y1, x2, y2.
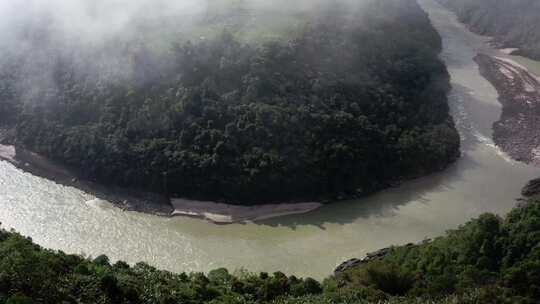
(334, 248, 391, 274)
(522, 177, 540, 198)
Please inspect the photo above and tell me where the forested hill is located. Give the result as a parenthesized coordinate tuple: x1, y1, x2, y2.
(437, 0, 540, 60)
(0, 0, 459, 205)
(1, 199, 540, 303)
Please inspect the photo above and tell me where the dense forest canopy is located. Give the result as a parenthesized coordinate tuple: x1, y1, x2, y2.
(437, 0, 540, 60)
(1, 199, 540, 303)
(0, 0, 459, 204)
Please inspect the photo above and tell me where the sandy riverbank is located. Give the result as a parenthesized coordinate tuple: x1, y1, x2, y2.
(171, 198, 322, 224)
(474, 54, 540, 166)
(0, 144, 323, 223)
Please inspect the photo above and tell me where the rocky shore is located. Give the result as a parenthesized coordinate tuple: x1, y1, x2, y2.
(334, 239, 432, 274)
(334, 248, 392, 274)
(474, 54, 540, 166)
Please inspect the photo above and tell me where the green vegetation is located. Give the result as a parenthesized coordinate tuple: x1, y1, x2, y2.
(2, 199, 540, 303)
(334, 200, 540, 303)
(437, 0, 540, 60)
(0, 0, 459, 205)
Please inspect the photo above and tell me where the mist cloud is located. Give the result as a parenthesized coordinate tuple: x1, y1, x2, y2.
(0, 0, 368, 106)
(0, 0, 364, 47)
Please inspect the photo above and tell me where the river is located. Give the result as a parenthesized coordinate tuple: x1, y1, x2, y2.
(0, 0, 539, 280)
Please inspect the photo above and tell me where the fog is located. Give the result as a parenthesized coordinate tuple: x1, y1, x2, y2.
(0, 0, 359, 47)
(0, 0, 203, 44)
(0, 0, 367, 106)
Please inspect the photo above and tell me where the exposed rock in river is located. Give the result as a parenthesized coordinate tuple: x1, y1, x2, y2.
(522, 178, 540, 199)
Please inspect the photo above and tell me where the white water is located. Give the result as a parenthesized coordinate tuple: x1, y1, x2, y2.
(0, 0, 538, 279)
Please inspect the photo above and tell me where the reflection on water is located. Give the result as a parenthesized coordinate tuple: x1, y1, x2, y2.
(0, 0, 539, 279)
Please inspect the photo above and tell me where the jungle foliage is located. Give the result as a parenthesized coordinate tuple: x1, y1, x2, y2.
(0, 0, 459, 204)
(1, 200, 540, 303)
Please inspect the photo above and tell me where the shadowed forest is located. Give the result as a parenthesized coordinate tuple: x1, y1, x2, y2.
(0, 0, 459, 204)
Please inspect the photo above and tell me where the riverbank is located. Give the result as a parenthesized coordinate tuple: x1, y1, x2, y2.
(0, 144, 323, 223)
(0, 139, 459, 224)
(0, 128, 454, 225)
(474, 54, 540, 166)
(0, 139, 455, 224)
(0, 144, 174, 215)
(171, 199, 322, 224)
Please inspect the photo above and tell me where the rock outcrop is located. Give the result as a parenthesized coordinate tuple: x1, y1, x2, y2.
(522, 178, 540, 199)
(334, 240, 432, 274)
(334, 247, 393, 274)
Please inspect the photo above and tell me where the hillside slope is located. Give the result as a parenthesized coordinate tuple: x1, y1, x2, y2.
(0, 0, 459, 205)
(1, 199, 539, 303)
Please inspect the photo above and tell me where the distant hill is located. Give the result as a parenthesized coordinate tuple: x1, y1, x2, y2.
(437, 0, 540, 60)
